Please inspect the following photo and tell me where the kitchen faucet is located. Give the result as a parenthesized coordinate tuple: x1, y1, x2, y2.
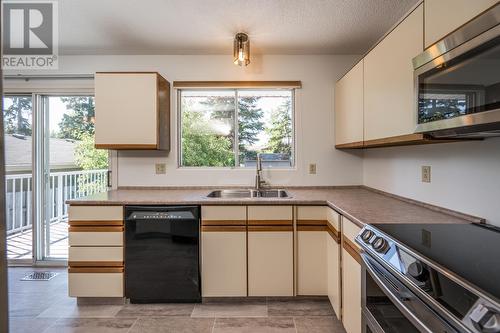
(255, 154, 267, 191)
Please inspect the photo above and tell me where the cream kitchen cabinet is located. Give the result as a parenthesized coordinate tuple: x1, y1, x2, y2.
(68, 205, 124, 298)
(94, 72, 170, 151)
(335, 60, 364, 147)
(326, 207, 341, 319)
(363, 4, 423, 141)
(247, 206, 294, 296)
(424, 0, 498, 48)
(296, 206, 327, 295)
(201, 206, 247, 297)
(341, 216, 363, 333)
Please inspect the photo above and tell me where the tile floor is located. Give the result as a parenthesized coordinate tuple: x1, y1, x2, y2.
(8, 267, 346, 333)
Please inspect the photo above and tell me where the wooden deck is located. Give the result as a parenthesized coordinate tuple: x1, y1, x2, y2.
(7, 220, 68, 260)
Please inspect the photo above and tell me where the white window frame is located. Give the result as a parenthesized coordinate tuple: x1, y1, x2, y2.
(177, 88, 296, 169)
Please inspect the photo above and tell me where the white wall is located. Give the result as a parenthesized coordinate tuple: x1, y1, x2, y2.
(20, 54, 362, 187)
(363, 138, 500, 226)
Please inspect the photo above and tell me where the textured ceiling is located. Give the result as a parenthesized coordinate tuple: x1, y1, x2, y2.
(59, 0, 419, 55)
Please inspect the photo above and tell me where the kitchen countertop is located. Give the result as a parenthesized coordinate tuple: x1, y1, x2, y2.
(67, 186, 484, 227)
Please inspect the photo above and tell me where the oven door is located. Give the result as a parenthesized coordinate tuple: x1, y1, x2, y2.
(361, 253, 459, 333)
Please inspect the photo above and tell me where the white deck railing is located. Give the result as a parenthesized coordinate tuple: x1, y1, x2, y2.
(5, 169, 108, 235)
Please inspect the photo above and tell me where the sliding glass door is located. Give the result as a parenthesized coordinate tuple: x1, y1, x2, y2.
(3, 95, 34, 262)
(3, 93, 108, 263)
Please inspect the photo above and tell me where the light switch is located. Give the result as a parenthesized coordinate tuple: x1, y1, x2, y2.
(421, 166, 431, 183)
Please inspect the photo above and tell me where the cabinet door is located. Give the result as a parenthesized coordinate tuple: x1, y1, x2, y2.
(297, 206, 327, 295)
(95, 72, 170, 150)
(424, 0, 498, 48)
(341, 247, 362, 333)
(248, 229, 294, 296)
(335, 60, 364, 146)
(364, 4, 423, 141)
(201, 229, 247, 297)
(326, 208, 341, 319)
(342, 216, 362, 333)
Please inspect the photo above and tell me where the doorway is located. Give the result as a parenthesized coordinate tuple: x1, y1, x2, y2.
(3, 93, 108, 263)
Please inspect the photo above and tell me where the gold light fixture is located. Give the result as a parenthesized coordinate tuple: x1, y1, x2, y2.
(233, 33, 250, 66)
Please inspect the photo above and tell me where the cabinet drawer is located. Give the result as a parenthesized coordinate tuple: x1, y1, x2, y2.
(69, 205, 123, 222)
(68, 247, 123, 263)
(69, 230, 123, 246)
(297, 206, 327, 223)
(69, 272, 123, 297)
(342, 216, 362, 247)
(201, 206, 246, 225)
(248, 206, 292, 224)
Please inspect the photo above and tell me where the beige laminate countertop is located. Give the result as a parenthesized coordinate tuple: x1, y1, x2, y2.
(67, 187, 484, 227)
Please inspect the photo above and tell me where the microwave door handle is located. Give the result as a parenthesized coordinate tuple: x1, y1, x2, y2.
(362, 254, 435, 333)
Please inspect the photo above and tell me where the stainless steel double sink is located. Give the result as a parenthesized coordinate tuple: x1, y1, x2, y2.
(206, 189, 290, 198)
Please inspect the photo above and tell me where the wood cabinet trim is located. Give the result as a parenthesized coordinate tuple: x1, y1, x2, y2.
(297, 219, 328, 226)
(297, 225, 328, 232)
(248, 225, 293, 232)
(342, 238, 362, 264)
(68, 267, 124, 273)
(327, 224, 340, 244)
(336, 134, 474, 150)
(173, 81, 302, 89)
(69, 220, 123, 226)
(248, 220, 293, 226)
(69, 226, 124, 232)
(201, 220, 246, 226)
(334, 141, 364, 149)
(201, 225, 247, 232)
(95, 144, 158, 150)
(68, 261, 124, 267)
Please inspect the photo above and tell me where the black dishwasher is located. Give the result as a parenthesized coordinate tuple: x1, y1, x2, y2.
(125, 206, 201, 303)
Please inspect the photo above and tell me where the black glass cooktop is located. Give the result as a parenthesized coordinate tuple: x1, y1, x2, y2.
(374, 223, 500, 302)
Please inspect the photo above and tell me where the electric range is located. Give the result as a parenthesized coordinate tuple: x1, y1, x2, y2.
(356, 222, 500, 333)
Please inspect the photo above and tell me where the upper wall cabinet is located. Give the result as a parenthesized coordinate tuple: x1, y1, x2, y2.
(95, 72, 170, 151)
(334, 60, 364, 147)
(424, 0, 498, 48)
(363, 4, 423, 141)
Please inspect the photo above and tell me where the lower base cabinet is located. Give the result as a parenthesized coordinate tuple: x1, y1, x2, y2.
(68, 272, 124, 297)
(248, 229, 294, 296)
(297, 230, 327, 295)
(201, 229, 247, 297)
(327, 233, 341, 318)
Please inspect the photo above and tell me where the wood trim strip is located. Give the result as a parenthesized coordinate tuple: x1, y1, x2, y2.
(173, 81, 302, 89)
(201, 219, 246, 226)
(297, 225, 328, 232)
(336, 134, 476, 150)
(68, 267, 124, 273)
(327, 223, 340, 244)
(68, 261, 124, 267)
(69, 220, 124, 226)
(343, 238, 362, 264)
(95, 144, 158, 150)
(248, 225, 293, 232)
(201, 225, 246, 232)
(296, 219, 328, 226)
(69, 226, 124, 232)
(335, 141, 364, 149)
(247, 219, 292, 226)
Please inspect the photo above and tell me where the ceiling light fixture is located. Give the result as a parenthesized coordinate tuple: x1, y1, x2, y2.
(233, 33, 250, 66)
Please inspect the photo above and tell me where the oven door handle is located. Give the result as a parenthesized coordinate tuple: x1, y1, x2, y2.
(362, 253, 440, 333)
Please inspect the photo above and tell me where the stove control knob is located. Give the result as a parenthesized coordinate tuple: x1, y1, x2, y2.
(372, 237, 389, 253)
(361, 230, 374, 243)
(408, 261, 429, 282)
(470, 304, 500, 333)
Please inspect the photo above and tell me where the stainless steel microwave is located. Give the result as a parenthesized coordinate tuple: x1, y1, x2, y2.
(413, 3, 500, 138)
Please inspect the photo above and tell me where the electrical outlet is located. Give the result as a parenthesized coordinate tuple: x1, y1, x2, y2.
(155, 163, 166, 174)
(309, 163, 317, 175)
(421, 166, 431, 183)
